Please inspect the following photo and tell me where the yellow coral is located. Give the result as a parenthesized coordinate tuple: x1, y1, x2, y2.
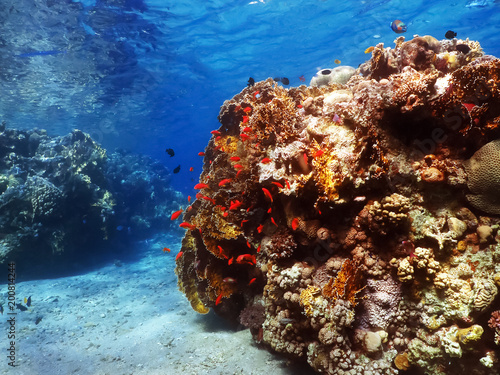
(322, 259, 364, 307)
(192, 204, 242, 240)
(299, 285, 322, 317)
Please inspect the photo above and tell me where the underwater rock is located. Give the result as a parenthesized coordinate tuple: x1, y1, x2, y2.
(0, 127, 181, 276)
(175, 35, 500, 375)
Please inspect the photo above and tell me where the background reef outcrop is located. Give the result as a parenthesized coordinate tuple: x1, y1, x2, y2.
(0, 124, 183, 277)
(175, 36, 500, 374)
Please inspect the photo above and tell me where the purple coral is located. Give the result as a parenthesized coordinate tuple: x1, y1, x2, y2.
(488, 310, 500, 330)
(358, 276, 402, 330)
(239, 303, 266, 330)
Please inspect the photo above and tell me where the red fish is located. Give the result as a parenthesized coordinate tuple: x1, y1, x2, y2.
(253, 91, 260, 98)
(299, 75, 305, 82)
(271, 217, 278, 227)
(194, 183, 209, 189)
(267, 207, 272, 213)
(297, 104, 303, 108)
(291, 218, 299, 231)
(198, 152, 205, 156)
(243, 127, 252, 133)
(233, 164, 244, 170)
(187, 206, 192, 212)
(196, 193, 203, 199)
(271, 182, 283, 188)
(242, 116, 249, 123)
(223, 211, 229, 217)
(230, 156, 240, 161)
(236, 170, 243, 178)
(303, 153, 308, 164)
(257, 245, 261, 253)
(211, 130, 221, 135)
(202, 196, 215, 204)
(215, 293, 223, 306)
(229, 200, 243, 210)
(179, 222, 196, 230)
(236, 254, 256, 265)
(228, 257, 234, 265)
(241, 219, 249, 227)
(175, 251, 183, 261)
(219, 178, 232, 187)
(170, 209, 183, 221)
(248, 278, 256, 285)
(285, 180, 291, 190)
(246, 240, 251, 248)
(262, 187, 273, 202)
(189, 167, 193, 172)
(243, 107, 252, 113)
(162, 247, 170, 253)
(261, 158, 272, 164)
(257, 224, 264, 233)
(240, 133, 250, 141)
(314, 150, 324, 158)
(187, 195, 191, 202)
(462, 102, 476, 112)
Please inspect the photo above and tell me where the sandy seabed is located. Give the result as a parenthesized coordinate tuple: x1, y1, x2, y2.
(0, 233, 315, 375)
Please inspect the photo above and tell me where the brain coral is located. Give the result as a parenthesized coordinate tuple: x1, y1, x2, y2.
(464, 139, 500, 215)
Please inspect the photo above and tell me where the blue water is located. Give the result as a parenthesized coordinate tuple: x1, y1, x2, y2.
(1, 0, 500, 195)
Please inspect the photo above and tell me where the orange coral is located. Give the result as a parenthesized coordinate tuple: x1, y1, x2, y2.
(322, 259, 364, 307)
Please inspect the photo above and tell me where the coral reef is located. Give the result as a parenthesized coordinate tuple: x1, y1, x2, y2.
(0, 126, 182, 276)
(175, 35, 500, 374)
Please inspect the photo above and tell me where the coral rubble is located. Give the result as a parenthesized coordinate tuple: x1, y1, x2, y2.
(175, 36, 500, 374)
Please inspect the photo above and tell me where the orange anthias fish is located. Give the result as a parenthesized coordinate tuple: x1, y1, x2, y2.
(170, 209, 183, 221)
(262, 187, 273, 202)
(234, 164, 244, 170)
(230, 156, 240, 161)
(215, 293, 223, 306)
(257, 224, 264, 233)
(243, 107, 252, 113)
(194, 183, 209, 189)
(248, 278, 256, 285)
(261, 158, 272, 164)
(236, 254, 256, 265)
(219, 178, 232, 187)
(198, 152, 205, 156)
(271, 181, 283, 188)
(211, 130, 221, 135)
(229, 200, 243, 210)
(162, 247, 171, 253)
(175, 251, 183, 261)
(291, 218, 299, 231)
(314, 150, 324, 158)
(179, 222, 196, 230)
(242, 127, 252, 133)
(240, 133, 250, 141)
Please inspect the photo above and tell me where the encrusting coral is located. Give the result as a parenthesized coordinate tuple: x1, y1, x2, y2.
(174, 35, 500, 375)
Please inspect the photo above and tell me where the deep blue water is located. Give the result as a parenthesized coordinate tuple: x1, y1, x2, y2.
(1, 0, 499, 194)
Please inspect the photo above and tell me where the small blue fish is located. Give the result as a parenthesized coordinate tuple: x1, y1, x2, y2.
(0, 304, 3, 314)
(390, 20, 407, 34)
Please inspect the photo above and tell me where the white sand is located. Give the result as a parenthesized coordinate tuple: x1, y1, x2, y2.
(0, 233, 315, 375)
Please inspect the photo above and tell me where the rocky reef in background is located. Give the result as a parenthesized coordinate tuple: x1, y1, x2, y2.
(175, 35, 500, 374)
(0, 125, 183, 277)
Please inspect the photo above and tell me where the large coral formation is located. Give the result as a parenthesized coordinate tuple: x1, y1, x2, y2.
(175, 35, 500, 374)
